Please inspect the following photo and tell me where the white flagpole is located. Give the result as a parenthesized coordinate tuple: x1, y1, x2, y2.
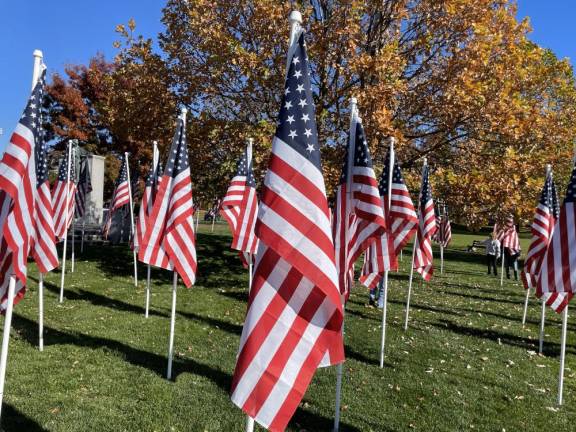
(334, 95, 357, 432)
(521, 288, 530, 327)
(31, 50, 45, 350)
(500, 247, 505, 286)
(71, 218, 75, 273)
(0, 277, 16, 419)
(440, 244, 444, 275)
(125, 152, 138, 287)
(404, 158, 426, 331)
(195, 208, 200, 233)
(245, 251, 255, 432)
(379, 137, 395, 368)
(400, 249, 403, 262)
(145, 142, 159, 318)
(59, 141, 73, 303)
(211, 200, 218, 233)
(558, 305, 568, 405)
(538, 300, 546, 354)
(38, 273, 44, 351)
(167, 271, 178, 380)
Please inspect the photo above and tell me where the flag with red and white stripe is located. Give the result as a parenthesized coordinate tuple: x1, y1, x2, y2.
(496, 216, 520, 255)
(333, 108, 386, 298)
(221, 141, 259, 264)
(138, 116, 196, 286)
(536, 162, 576, 312)
(102, 157, 131, 240)
(413, 162, 436, 281)
(51, 147, 76, 241)
(360, 145, 417, 289)
(230, 32, 343, 432)
(433, 215, 452, 248)
(0, 69, 58, 311)
(135, 158, 162, 253)
(522, 172, 559, 290)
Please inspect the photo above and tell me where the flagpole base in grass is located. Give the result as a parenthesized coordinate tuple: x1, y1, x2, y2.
(379, 272, 389, 368)
(145, 265, 151, 319)
(39, 274, 44, 352)
(245, 415, 255, 432)
(521, 289, 530, 327)
(558, 305, 568, 405)
(0, 276, 16, 420)
(167, 272, 178, 380)
(538, 300, 546, 354)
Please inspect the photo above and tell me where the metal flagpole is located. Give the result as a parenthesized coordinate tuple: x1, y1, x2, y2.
(145, 142, 159, 318)
(59, 141, 73, 303)
(31, 50, 46, 350)
(379, 137, 395, 368)
(167, 272, 178, 380)
(558, 305, 568, 405)
(71, 145, 77, 272)
(404, 158, 426, 331)
(71, 217, 75, 272)
(334, 96, 357, 432)
(125, 152, 138, 287)
(195, 208, 200, 233)
(521, 289, 530, 327)
(245, 251, 255, 432)
(166, 108, 187, 380)
(211, 199, 217, 233)
(400, 249, 403, 261)
(538, 300, 546, 354)
(0, 277, 16, 420)
(500, 246, 505, 287)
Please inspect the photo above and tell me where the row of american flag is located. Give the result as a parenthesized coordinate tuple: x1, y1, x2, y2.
(1, 19, 575, 432)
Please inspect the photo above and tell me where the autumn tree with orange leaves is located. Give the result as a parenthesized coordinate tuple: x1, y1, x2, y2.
(47, 1, 576, 227)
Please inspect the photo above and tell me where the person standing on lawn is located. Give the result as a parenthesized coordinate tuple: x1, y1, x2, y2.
(484, 234, 501, 276)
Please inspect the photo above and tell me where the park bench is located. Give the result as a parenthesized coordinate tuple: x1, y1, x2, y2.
(467, 240, 486, 252)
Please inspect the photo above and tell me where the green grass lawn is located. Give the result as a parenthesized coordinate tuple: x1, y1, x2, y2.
(1, 223, 574, 431)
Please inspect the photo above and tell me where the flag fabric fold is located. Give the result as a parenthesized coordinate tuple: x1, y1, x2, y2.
(135, 158, 163, 253)
(138, 117, 196, 286)
(0, 69, 58, 311)
(536, 161, 576, 312)
(230, 32, 343, 432)
(360, 146, 417, 288)
(413, 163, 436, 281)
(221, 142, 259, 264)
(52, 147, 76, 241)
(333, 109, 386, 299)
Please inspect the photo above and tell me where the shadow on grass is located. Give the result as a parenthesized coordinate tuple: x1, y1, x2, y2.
(12, 314, 361, 432)
(431, 319, 576, 357)
(30, 276, 169, 319)
(1, 404, 48, 432)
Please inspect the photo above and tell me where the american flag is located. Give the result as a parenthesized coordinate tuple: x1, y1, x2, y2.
(0, 69, 58, 311)
(52, 146, 76, 241)
(230, 32, 344, 432)
(221, 141, 259, 262)
(110, 157, 130, 212)
(138, 115, 196, 286)
(496, 216, 520, 254)
(360, 145, 417, 289)
(413, 162, 436, 281)
(433, 215, 452, 248)
(75, 157, 92, 218)
(333, 108, 386, 298)
(135, 158, 162, 253)
(102, 156, 131, 240)
(536, 162, 576, 312)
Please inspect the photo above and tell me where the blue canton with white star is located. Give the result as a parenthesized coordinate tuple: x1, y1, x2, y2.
(563, 161, 576, 204)
(57, 145, 76, 184)
(275, 32, 320, 169)
(378, 146, 406, 196)
(339, 120, 373, 184)
(115, 157, 128, 186)
(420, 164, 433, 208)
(20, 69, 49, 188)
(146, 159, 163, 188)
(165, 118, 189, 177)
(236, 148, 256, 188)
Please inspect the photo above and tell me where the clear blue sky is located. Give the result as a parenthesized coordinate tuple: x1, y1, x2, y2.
(0, 1, 575, 152)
